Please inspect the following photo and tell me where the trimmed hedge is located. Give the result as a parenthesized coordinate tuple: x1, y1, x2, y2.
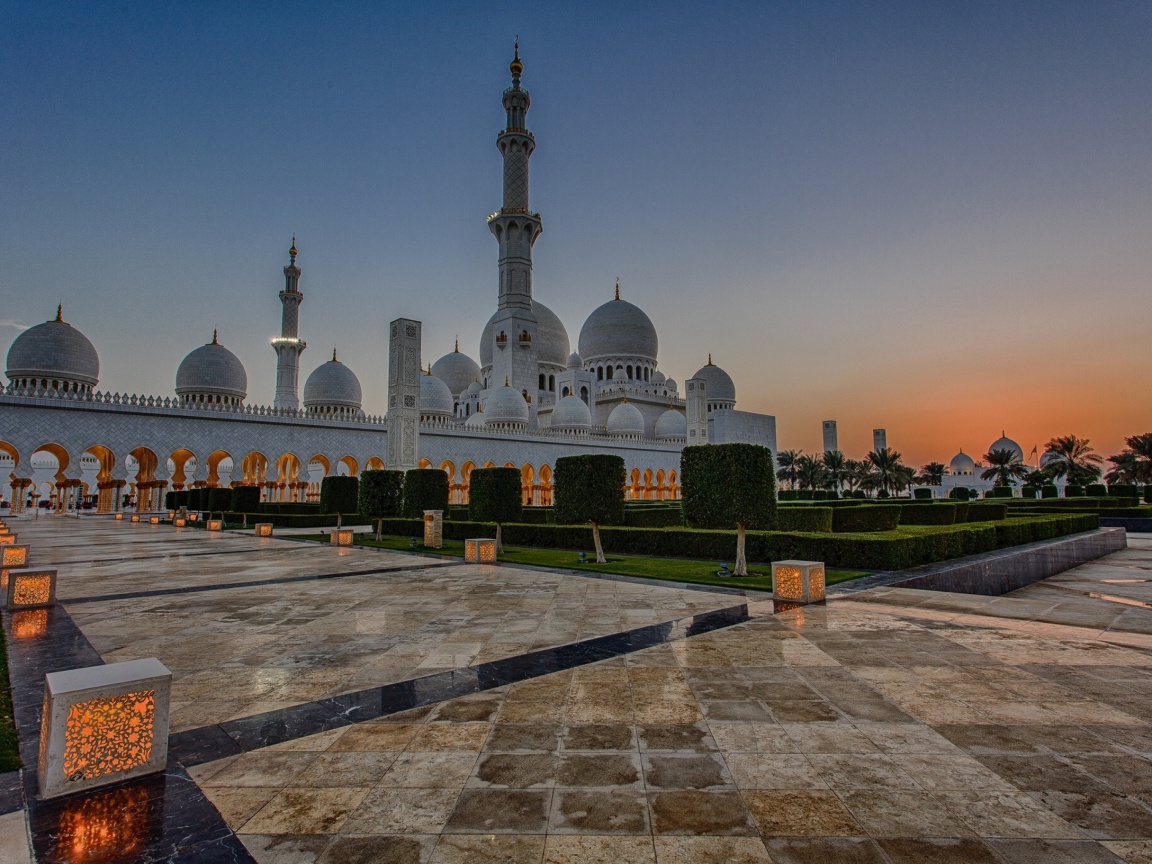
(948, 488, 972, 501)
(363, 512, 1098, 572)
(682, 443, 776, 534)
(832, 506, 901, 533)
(320, 475, 360, 517)
(468, 467, 523, 526)
(777, 507, 833, 533)
(1087, 484, 1108, 497)
(899, 503, 957, 526)
(1065, 485, 1086, 497)
(231, 486, 261, 513)
(555, 455, 627, 528)
(986, 486, 1014, 498)
(259, 502, 319, 515)
(624, 507, 684, 528)
(221, 511, 337, 529)
(1021, 486, 1038, 499)
(1146, 486, 1152, 505)
(402, 469, 449, 518)
(187, 488, 206, 511)
(966, 502, 1008, 521)
(1109, 484, 1139, 498)
(359, 470, 405, 527)
(952, 502, 970, 522)
(1041, 485, 1059, 499)
(913, 488, 934, 500)
(206, 488, 232, 513)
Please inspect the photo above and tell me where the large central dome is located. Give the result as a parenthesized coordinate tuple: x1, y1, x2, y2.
(175, 332, 247, 405)
(6, 307, 100, 392)
(578, 294, 658, 363)
(480, 300, 569, 369)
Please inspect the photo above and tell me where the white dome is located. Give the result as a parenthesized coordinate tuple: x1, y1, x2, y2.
(566, 351, 583, 369)
(949, 450, 975, 475)
(420, 373, 454, 416)
(303, 355, 362, 413)
(6, 308, 100, 390)
(175, 334, 247, 402)
(484, 385, 529, 426)
(1040, 450, 1060, 468)
(691, 359, 735, 404)
(988, 432, 1023, 462)
(607, 401, 645, 436)
(431, 347, 481, 396)
(651, 370, 666, 385)
(466, 380, 482, 395)
(465, 409, 486, 428)
(479, 300, 570, 369)
(551, 394, 591, 430)
(578, 295, 658, 362)
(655, 408, 686, 439)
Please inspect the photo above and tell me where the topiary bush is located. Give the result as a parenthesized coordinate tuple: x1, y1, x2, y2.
(987, 487, 1014, 498)
(913, 488, 934, 500)
(777, 507, 833, 533)
(1145, 486, 1152, 504)
(1041, 485, 1059, 499)
(402, 469, 449, 518)
(231, 486, 261, 513)
(187, 488, 206, 511)
(468, 467, 523, 553)
(966, 502, 1008, 521)
(1109, 484, 1138, 498)
(207, 487, 232, 514)
(359, 470, 405, 540)
(948, 487, 971, 501)
(320, 475, 360, 527)
(1087, 484, 1108, 497)
(555, 454, 626, 563)
(1065, 485, 1086, 497)
(832, 506, 901, 533)
(899, 503, 958, 526)
(681, 444, 776, 576)
(1021, 486, 1038, 499)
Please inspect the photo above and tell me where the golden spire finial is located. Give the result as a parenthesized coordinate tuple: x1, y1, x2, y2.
(454, 336, 459, 353)
(505, 375, 510, 387)
(55, 304, 63, 322)
(510, 37, 523, 78)
(614, 278, 620, 300)
(289, 236, 297, 261)
(332, 347, 338, 362)
(707, 353, 713, 366)
(212, 329, 219, 345)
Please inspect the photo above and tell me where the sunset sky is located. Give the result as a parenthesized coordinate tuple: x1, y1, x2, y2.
(2, 2, 1149, 468)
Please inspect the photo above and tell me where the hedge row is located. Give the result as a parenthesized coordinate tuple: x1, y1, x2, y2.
(832, 506, 901, 533)
(777, 507, 834, 533)
(898, 503, 957, 526)
(216, 511, 338, 528)
(363, 513, 1097, 571)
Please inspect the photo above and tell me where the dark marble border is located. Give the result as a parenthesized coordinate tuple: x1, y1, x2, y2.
(829, 528, 1127, 597)
(1, 604, 256, 863)
(169, 602, 750, 766)
(62, 560, 461, 605)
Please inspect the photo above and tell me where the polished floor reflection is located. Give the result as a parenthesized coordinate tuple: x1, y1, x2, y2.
(6, 520, 1152, 862)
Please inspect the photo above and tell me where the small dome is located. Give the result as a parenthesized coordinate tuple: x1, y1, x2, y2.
(420, 372, 454, 416)
(175, 333, 247, 403)
(665, 378, 677, 391)
(432, 346, 481, 396)
(6, 307, 100, 390)
(988, 432, 1023, 462)
(607, 401, 645, 436)
(651, 370, 666, 385)
(655, 408, 686, 439)
(566, 351, 583, 369)
(949, 450, 975, 475)
(578, 293, 658, 363)
(484, 384, 529, 426)
(691, 357, 735, 405)
(551, 395, 591, 430)
(465, 408, 486, 428)
(480, 300, 570, 369)
(303, 355, 362, 414)
(466, 380, 482, 395)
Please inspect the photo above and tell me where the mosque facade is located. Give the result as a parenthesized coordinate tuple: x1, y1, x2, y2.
(0, 47, 776, 513)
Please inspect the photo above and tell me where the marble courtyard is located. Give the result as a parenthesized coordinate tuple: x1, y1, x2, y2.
(5, 521, 1152, 863)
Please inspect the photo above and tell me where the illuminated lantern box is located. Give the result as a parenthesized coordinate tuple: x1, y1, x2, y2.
(0, 533, 17, 545)
(206, 519, 223, 531)
(187, 513, 199, 522)
(167, 511, 176, 520)
(423, 510, 443, 549)
(114, 513, 123, 521)
(149, 516, 160, 525)
(771, 560, 826, 604)
(2, 545, 30, 569)
(173, 517, 187, 528)
(465, 538, 497, 563)
(330, 529, 354, 546)
(254, 522, 273, 537)
(130, 515, 140, 523)
(6, 568, 57, 611)
(38, 658, 172, 800)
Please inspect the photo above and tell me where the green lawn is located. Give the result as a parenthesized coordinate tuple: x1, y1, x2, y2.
(0, 618, 20, 771)
(289, 532, 869, 593)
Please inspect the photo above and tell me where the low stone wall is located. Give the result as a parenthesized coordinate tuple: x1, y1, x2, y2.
(831, 528, 1126, 597)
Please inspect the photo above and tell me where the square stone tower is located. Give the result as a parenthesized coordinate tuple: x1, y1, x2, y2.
(387, 318, 422, 472)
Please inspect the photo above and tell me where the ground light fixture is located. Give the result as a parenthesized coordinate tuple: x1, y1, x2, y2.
(2, 545, 30, 568)
(5, 567, 57, 610)
(465, 538, 497, 563)
(771, 560, 826, 604)
(331, 529, 354, 546)
(207, 519, 223, 531)
(255, 523, 273, 537)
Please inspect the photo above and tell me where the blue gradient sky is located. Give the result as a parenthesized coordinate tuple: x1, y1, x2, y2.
(3, 1, 1150, 467)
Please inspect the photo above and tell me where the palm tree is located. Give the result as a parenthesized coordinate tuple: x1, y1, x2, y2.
(981, 448, 1029, 487)
(842, 459, 868, 494)
(796, 455, 827, 491)
(916, 462, 946, 486)
(1042, 435, 1103, 486)
(1105, 434, 1152, 485)
(776, 449, 801, 490)
(867, 448, 908, 496)
(894, 465, 917, 494)
(821, 450, 849, 493)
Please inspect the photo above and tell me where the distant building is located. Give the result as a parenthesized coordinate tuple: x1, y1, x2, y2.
(822, 421, 838, 454)
(873, 428, 887, 452)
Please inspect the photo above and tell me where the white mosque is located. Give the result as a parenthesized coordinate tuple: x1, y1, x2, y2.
(0, 46, 776, 513)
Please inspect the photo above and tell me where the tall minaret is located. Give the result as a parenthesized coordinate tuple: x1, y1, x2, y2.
(273, 237, 306, 410)
(486, 40, 542, 425)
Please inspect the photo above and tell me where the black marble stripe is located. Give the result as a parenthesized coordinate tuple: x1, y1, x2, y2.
(1, 604, 256, 863)
(61, 560, 462, 605)
(169, 603, 750, 766)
